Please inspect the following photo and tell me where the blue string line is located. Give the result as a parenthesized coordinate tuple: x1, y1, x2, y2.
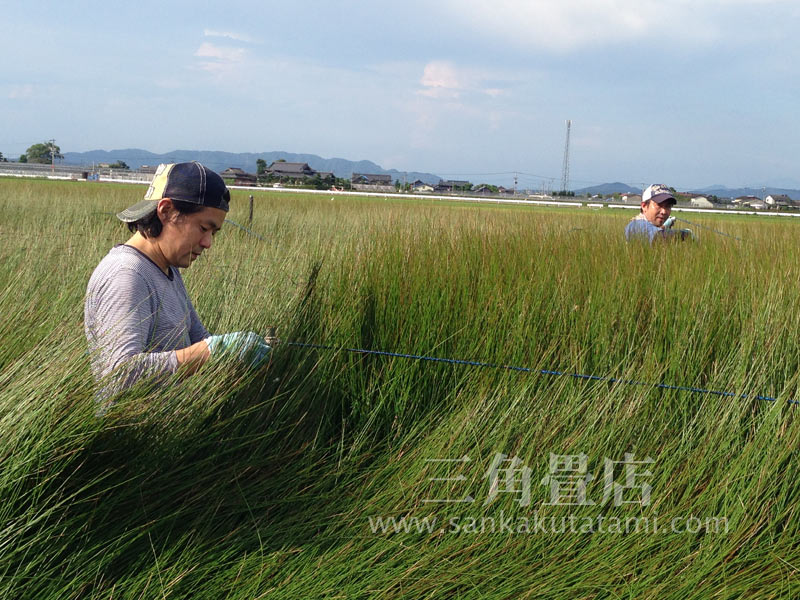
(675, 217, 742, 241)
(286, 341, 798, 405)
(224, 218, 265, 241)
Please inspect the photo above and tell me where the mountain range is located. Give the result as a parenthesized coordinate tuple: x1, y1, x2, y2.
(60, 149, 800, 199)
(574, 182, 800, 200)
(686, 184, 800, 201)
(574, 182, 641, 195)
(61, 149, 443, 185)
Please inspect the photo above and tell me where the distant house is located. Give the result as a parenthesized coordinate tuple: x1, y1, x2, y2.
(472, 185, 495, 196)
(765, 194, 794, 209)
(351, 172, 394, 192)
(435, 179, 472, 193)
(266, 161, 317, 180)
(220, 167, 256, 186)
(352, 173, 393, 186)
(690, 196, 714, 208)
(621, 194, 642, 203)
(410, 180, 434, 193)
(733, 195, 760, 206)
(743, 199, 766, 209)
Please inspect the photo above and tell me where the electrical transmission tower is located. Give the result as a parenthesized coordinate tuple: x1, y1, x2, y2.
(560, 120, 571, 194)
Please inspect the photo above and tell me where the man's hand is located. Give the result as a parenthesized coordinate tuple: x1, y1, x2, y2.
(204, 331, 272, 368)
(264, 326, 280, 348)
(663, 216, 676, 229)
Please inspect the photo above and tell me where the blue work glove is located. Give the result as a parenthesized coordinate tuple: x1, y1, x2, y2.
(204, 331, 272, 368)
(663, 216, 676, 229)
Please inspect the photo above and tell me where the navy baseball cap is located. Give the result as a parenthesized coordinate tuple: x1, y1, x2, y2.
(116, 161, 230, 222)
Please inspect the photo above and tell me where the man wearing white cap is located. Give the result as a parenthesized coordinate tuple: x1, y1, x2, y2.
(624, 184, 692, 242)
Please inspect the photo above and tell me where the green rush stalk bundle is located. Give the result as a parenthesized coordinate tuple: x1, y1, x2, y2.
(1, 177, 800, 598)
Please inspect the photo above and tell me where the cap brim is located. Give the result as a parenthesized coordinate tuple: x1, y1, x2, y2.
(650, 193, 676, 205)
(116, 199, 159, 223)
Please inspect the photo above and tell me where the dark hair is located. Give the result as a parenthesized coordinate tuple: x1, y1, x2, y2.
(640, 199, 676, 214)
(127, 200, 206, 238)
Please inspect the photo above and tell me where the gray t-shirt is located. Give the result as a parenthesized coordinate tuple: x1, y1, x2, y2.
(84, 244, 209, 397)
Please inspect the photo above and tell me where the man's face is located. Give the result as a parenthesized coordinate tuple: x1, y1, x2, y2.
(159, 203, 226, 269)
(641, 199, 673, 227)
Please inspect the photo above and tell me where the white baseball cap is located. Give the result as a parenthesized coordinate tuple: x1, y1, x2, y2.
(642, 184, 676, 205)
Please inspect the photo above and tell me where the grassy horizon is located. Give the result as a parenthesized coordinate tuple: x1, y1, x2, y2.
(1, 177, 799, 598)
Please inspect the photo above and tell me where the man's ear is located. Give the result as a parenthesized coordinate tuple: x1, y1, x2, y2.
(156, 198, 177, 223)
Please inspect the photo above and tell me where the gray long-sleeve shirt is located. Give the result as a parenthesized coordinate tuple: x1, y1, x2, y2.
(84, 244, 209, 397)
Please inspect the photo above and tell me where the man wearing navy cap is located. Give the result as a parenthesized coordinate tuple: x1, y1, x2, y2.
(85, 162, 272, 409)
(624, 184, 692, 243)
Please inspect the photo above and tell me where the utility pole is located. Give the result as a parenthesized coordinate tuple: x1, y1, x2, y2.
(513, 172, 518, 195)
(560, 120, 571, 195)
(49, 139, 56, 172)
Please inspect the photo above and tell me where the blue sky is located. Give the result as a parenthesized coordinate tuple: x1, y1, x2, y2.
(3, 0, 800, 190)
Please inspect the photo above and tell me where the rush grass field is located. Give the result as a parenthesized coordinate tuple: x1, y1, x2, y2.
(1, 177, 800, 598)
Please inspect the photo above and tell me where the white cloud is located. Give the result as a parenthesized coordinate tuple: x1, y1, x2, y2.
(409, 61, 522, 150)
(419, 61, 464, 98)
(193, 42, 250, 81)
(195, 42, 246, 63)
(417, 60, 515, 100)
(8, 84, 35, 99)
(203, 29, 257, 44)
(434, 0, 758, 51)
